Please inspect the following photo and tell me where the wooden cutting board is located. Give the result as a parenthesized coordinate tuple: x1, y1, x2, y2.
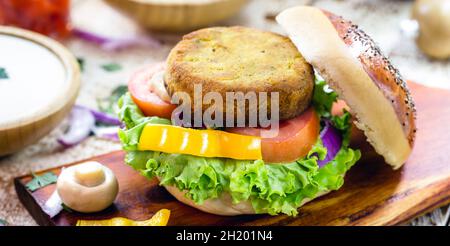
(14, 82, 450, 226)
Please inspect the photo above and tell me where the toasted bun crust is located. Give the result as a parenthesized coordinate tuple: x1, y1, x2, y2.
(165, 26, 315, 121)
(163, 183, 329, 216)
(277, 6, 417, 169)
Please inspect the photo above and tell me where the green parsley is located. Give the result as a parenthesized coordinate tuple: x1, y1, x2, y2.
(0, 67, 9, 79)
(0, 218, 8, 226)
(101, 63, 122, 72)
(312, 79, 337, 118)
(97, 85, 128, 115)
(77, 57, 85, 72)
(61, 203, 74, 213)
(25, 172, 58, 192)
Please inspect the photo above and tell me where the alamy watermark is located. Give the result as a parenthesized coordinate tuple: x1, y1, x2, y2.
(170, 84, 280, 137)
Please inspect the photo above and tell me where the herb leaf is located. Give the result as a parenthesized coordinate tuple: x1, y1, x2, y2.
(312, 79, 337, 118)
(97, 85, 128, 115)
(77, 57, 85, 72)
(25, 172, 58, 192)
(101, 63, 122, 72)
(332, 111, 352, 146)
(0, 67, 9, 79)
(0, 218, 8, 226)
(61, 203, 74, 213)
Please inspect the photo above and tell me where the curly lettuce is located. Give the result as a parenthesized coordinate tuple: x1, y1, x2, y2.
(117, 79, 361, 216)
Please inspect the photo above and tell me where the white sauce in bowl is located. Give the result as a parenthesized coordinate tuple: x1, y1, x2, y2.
(0, 35, 67, 127)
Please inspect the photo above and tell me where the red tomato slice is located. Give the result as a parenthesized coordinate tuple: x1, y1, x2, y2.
(228, 108, 320, 163)
(128, 63, 177, 119)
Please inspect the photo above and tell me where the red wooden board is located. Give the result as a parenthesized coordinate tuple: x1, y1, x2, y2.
(15, 82, 450, 226)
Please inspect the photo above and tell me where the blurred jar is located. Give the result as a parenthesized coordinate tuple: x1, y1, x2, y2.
(412, 0, 450, 59)
(0, 0, 71, 39)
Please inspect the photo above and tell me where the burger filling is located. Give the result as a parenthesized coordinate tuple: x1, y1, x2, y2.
(118, 78, 361, 216)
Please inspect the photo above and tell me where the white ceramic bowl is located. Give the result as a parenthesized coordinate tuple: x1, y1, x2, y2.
(0, 26, 80, 156)
(105, 0, 249, 32)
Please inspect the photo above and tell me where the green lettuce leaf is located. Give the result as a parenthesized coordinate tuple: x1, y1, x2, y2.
(117, 93, 171, 151)
(124, 141, 360, 216)
(117, 83, 361, 216)
(313, 79, 337, 119)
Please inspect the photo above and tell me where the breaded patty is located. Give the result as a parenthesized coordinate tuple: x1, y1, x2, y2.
(165, 26, 314, 121)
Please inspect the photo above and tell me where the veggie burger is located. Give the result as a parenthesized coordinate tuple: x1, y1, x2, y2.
(117, 6, 416, 216)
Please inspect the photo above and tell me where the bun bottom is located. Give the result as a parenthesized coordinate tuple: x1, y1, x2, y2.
(163, 183, 329, 216)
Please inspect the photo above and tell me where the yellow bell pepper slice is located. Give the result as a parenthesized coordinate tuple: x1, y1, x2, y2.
(138, 124, 262, 160)
(76, 209, 170, 226)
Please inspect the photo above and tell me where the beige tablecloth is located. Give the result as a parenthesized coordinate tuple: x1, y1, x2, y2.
(0, 0, 449, 226)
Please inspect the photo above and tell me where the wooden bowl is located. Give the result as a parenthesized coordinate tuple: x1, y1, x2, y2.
(0, 26, 80, 156)
(105, 0, 249, 32)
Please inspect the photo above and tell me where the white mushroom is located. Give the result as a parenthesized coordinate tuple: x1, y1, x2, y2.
(57, 161, 118, 213)
(413, 0, 450, 59)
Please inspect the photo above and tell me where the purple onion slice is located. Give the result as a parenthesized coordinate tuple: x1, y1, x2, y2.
(317, 120, 342, 168)
(76, 105, 122, 126)
(92, 126, 120, 142)
(57, 106, 95, 148)
(72, 28, 160, 51)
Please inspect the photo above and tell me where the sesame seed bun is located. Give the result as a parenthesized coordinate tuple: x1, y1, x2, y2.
(277, 6, 417, 169)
